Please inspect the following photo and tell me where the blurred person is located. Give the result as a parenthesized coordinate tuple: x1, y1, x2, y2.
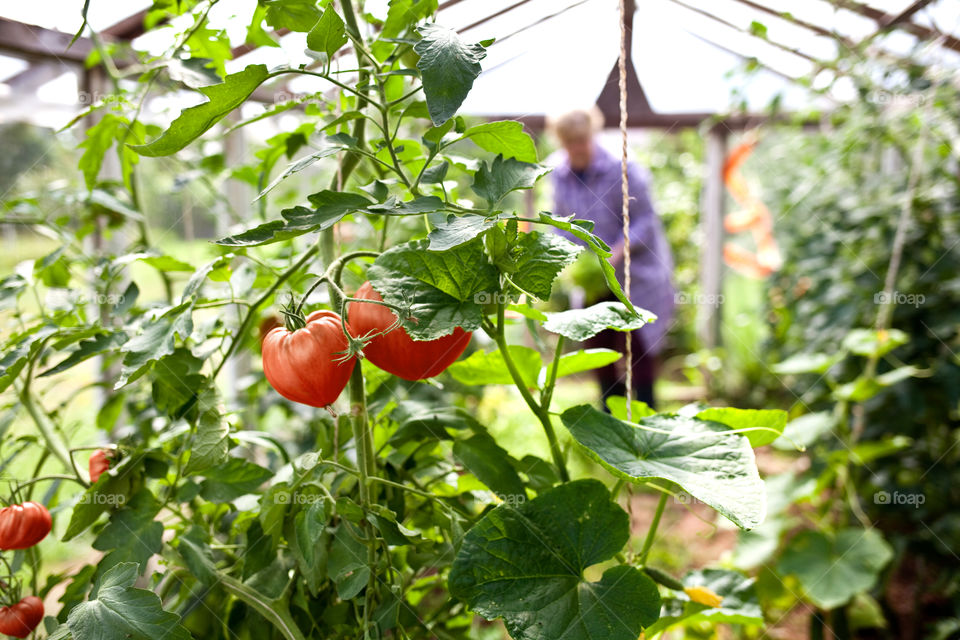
(549, 106, 675, 409)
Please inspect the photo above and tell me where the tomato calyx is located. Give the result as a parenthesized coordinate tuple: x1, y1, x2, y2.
(279, 295, 308, 332)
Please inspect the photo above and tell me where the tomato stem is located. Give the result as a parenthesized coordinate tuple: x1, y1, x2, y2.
(638, 492, 669, 566)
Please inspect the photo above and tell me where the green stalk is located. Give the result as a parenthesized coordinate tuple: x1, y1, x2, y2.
(638, 492, 668, 565)
(219, 574, 306, 640)
(484, 305, 570, 482)
(540, 336, 565, 410)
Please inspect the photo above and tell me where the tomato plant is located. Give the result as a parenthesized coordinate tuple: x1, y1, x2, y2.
(0, 596, 44, 639)
(0, 2, 789, 639)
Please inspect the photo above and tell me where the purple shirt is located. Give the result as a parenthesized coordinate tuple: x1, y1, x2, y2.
(551, 144, 675, 352)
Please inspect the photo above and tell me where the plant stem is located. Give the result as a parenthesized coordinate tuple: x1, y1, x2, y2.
(540, 336, 564, 410)
(484, 307, 570, 482)
(219, 574, 306, 640)
(638, 492, 668, 565)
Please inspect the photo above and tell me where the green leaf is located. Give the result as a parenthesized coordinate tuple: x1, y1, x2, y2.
(0, 274, 26, 310)
(264, 0, 322, 31)
(536, 212, 638, 313)
(842, 328, 908, 357)
(199, 459, 273, 502)
(551, 348, 621, 379)
(256, 148, 339, 200)
(132, 65, 270, 157)
(777, 528, 893, 609)
(60, 563, 190, 640)
(644, 569, 763, 637)
(259, 483, 290, 547)
(543, 301, 654, 341)
(773, 412, 834, 450)
(92, 491, 162, 576)
(449, 479, 661, 640)
(459, 121, 538, 162)
(509, 231, 581, 300)
(606, 395, 656, 420)
(560, 405, 765, 529)
(39, 332, 127, 378)
(771, 352, 838, 375)
(472, 155, 548, 206)
(64, 464, 133, 541)
(453, 433, 526, 500)
(447, 346, 542, 388)
(175, 526, 218, 587)
(291, 499, 329, 595)
(414, 24, 486, 125)
(306, 7, 348, 57)
(366, 195, 448, 215)
(328, 525, 370, 600)
(695, 407, 788, 448)
(185, 388, 230, 474)
(213, 220, 307, 247)
(428, 214, 497, 251)
(117, 303, 193, 388)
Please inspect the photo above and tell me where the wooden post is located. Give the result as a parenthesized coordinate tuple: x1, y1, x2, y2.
(698, 125, 727, 349)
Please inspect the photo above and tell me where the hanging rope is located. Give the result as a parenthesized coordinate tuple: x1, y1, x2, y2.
(618, 0, 633, 419)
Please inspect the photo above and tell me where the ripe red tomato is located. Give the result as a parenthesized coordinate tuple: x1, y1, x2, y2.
(89, 449, 110, 484)
(261, 310, 355, 407)
(0, 596, 44, 638)
(0, 502, 51, 550)
(347, 282, 472, 381)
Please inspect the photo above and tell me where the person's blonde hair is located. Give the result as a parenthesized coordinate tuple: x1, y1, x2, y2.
(548, 106, 604, 143)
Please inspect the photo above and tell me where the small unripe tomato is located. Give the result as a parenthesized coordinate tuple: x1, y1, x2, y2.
(347, 282, 471, 381)
(0, 502, 51, 550)
(261, 310, 355, 407)
(0, 596, 44, 638)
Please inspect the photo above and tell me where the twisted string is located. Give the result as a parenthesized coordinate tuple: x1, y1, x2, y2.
(618, 0, 633, 419)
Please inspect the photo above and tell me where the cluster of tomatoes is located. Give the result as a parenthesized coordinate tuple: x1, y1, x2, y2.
(0, 501, 51, 638)
(262, 281, 471, 407)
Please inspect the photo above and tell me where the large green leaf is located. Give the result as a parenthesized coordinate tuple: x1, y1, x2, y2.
(459, 121, 538, 162)
(509, 231, 581, 300)
(58, 563, 190, 640)
(414, 24, 485, 125)
(290, 499, 329, 596)
(447, 346, 542, 388)
(184, 388, 230, 474)
(117, 303, 193, 388)
(777, 528, 893, 609)
(91, 491, 163, 577)
(645, 569, 763, 636)
(306, 7, 348, 58)
(472, 155, 548, 206)
(543, 301, 654, 341)
(132, 65, 270, 157)
(560, 405, 765, 529)
(450, 480, 660, 640)
(695, 407, 787, 448)
(550, 348, 621, 380)
(453, 432, 526, 500)
(428, 214, 497, 251)
(199, 459, 273, 502)
(264, 0, 322, 31)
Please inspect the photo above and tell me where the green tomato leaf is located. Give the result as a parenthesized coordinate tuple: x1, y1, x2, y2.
(771, 352, 838, 375)
(543, 301, 654, 341)
(560, 405, 766, 529)
(132, 65, 270, 157)
(842, 328, 909, 357)
(264, 0, 322, 31)
(328, 525, 370, 600)
(256, 148, 340, 201)
(428, 214, 498, 251)
(550, 348, 621, 379)
(777, 528, 893, 609)
(472, 155, 548, 206)
(449, 479, 661, 640)
(459, 120, 538, 162)
(117, 303, 193, 388)
(174, 526, 219, 587)
(695, 407, 788, 448)
(199, 459, 273, 502)
(414, 24, 486, 125)
(291, 499, 329, 595)
(644, 569, 763, 637)
(63, 458, 134, 541)
(453, 433, 526, 500)
(214, 220, 310, 247)
(39, 332, 128, 378)
(509, 231, 581, 300)
(60, 563, 190, 640)
(773, 412, 835, 450)
(306, 7, 348, 57)
(92, 491, 163, 577)
(447, 346, 542, 388)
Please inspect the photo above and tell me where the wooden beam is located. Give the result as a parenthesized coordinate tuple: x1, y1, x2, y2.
(834, 0, 960, 53)
(0, 18, 94, 63)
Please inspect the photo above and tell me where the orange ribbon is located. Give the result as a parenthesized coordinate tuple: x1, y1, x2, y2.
(721, 138, 782, 279)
